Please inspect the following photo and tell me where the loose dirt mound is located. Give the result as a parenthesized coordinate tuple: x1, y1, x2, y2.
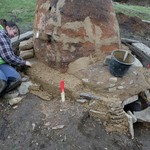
(117, 13, 150, 47)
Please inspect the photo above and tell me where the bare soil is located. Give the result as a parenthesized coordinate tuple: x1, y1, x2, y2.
(0, 94, 147, 150)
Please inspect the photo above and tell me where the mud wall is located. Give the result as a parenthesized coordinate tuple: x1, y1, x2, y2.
(34, 0, 121, 72)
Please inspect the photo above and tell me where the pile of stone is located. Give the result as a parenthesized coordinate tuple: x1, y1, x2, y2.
(19, 37, 34, 60)
(3, 76, 33, 106)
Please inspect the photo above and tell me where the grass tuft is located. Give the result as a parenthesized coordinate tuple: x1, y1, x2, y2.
(114, 2, 150, 21)
(0, 0, 36, 33)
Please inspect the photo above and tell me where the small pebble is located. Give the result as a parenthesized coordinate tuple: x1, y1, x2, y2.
(9, 97, 24, 106)
(52, 125, 64, 130)
(117, 86, 124, 90)
(109, 77, 118, 83)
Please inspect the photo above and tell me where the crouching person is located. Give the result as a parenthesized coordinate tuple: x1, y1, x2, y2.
(0, 19, 32, 97)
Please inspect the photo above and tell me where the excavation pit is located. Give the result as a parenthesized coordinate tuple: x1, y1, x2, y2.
(27, 60, 150, 137)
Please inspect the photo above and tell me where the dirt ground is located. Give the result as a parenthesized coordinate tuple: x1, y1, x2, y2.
(1, 93, 149, 150)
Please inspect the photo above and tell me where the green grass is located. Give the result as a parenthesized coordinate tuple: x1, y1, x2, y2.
(114, 2, 150, 21)
(0, 0, 36, 33)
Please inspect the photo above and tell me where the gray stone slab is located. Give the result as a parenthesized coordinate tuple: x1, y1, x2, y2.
(132, 43, 150, 56)
(121, 38, 140, 43)
(11, 31, 33, 46)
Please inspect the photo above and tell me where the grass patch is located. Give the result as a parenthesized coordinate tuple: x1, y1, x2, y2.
(0, 0, 36, 33)
(0, 1, 150, 33)
(114, 2, 150, 21)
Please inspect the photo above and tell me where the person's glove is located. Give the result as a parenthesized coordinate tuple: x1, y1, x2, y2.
(25, 61, 32, 67)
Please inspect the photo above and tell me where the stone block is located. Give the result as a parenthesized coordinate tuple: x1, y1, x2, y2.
(19, 38, 33, 50)
(20, 49, 34, 59)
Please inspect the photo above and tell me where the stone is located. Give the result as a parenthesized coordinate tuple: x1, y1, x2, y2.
(109, 77, 118, 83)
(89, 109, 107, 116)
(125, 112, 135, 139)
(79, 93, 101, 100)
(18, 81, 33, 95)
(76, 99, 88, 103)
(132, 71, 138, 76)
(129, 80, 134, 85)
(108, 87, 117, 92)
(145, 91, 150, 101)
(32, 123, 36, 130)
(133, 57, 143, 67)
(9, 97, 24, 106)
(117, 86, 124, 90)
(108, 83, 116, 88)
(122, 95, 138, 107)
(19, 38, 33, 50)
(82, 78, 89, 83)
(120, 82, 125, 85)
(132, 43, 150, 57)
(11, 31, 33, 46)
(20, 49, 34, 60)
(121, 38, 140, 43)
(29, 85, 52, 101)
(21, 76, 30, 82)
(134, 107, 150, 122)
(52, 125, 64, 130)
(13, 105, 18, 109)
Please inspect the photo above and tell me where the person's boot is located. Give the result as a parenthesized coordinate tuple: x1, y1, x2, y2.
(4, 79, 21, 93)
(0, 80, 7, 96)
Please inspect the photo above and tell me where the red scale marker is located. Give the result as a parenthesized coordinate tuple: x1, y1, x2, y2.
(60, 80, 65, 102)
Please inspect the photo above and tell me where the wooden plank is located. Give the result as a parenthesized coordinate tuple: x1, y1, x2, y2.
(11, 31, 33, 46)
(121, 38, 140, 44)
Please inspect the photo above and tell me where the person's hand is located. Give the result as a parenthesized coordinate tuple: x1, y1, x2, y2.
(25, 61, 32, 67)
